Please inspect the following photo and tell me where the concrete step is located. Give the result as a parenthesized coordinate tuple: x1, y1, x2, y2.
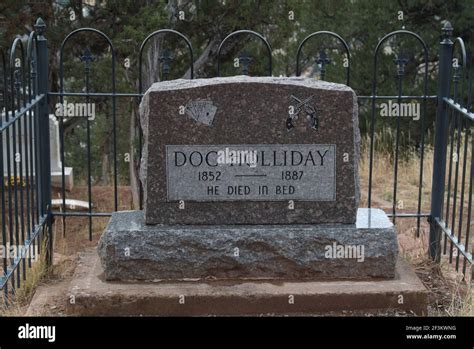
(66, 251, 428, 316)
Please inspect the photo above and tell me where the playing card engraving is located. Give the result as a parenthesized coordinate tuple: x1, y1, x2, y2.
(184, 99, 217, 126)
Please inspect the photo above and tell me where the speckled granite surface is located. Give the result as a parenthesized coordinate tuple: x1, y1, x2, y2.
(140, 76, 360, 225)
(98, 209, 397, 281)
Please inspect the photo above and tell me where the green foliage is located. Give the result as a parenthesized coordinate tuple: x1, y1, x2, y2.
(0, 0, 472, 184)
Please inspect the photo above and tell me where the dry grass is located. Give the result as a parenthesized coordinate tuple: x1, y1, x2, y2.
(359, 136, 473, 315)
(0, 187, 132, 316)
(359, 134, 434, 212)
(0, 241, 49, 316)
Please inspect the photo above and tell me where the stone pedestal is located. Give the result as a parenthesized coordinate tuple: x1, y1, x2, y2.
(67, 252, 427, 316)
(87, 75, 426, 316)
(98, 208, 398, 281)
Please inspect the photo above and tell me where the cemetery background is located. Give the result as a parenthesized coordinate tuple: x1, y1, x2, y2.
(0, 0, 473, 315)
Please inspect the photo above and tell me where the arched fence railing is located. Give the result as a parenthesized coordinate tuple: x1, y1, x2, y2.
(295, 31, 351, 85)
(368, 29, 430, 234)
(1, 18, 473, 304)
(57, 28, 118, 240)
(217, 30, 272, 77)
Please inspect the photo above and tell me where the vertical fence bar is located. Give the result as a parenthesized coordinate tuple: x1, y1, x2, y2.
(1, 52, 9, 303)
(4, 50, 15, 292)
(26, 32, 37, 267)
(429, 22, 454, 261)
(15, 53, 27, 281)
(463, 129, 473, 279)
(443, 65, 460, 256)
(462, 69, 473, 279)
(5, 53, 15, 293)
(35, 18, 52, 265)
(9, 42, 20, 288)
(392, 53, 407, 225)
(9, 39, 23, 289)
(83, 50, 93, 241)
(452, 40, 469, 272)
(456, 115, 468, 271)
(24, 42, 32, 270)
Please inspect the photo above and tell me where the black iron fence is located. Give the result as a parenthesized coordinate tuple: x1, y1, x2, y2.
(0, 18, 472, 304)
(430, 24, 473, 278)
(0, 18, 52, 304)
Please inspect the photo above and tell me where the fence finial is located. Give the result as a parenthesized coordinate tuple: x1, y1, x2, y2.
(441, 21, 453, 40)
(34, 17, 46, 36)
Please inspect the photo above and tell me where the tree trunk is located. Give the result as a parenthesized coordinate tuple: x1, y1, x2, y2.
(129, 104, 140, 209)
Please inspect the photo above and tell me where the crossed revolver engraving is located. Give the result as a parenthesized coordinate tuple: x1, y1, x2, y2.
(286, 95, 318, 131)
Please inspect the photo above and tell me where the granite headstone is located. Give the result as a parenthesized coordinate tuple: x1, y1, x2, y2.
(98, 76, 398, 282)
(139, 76, 360, 225)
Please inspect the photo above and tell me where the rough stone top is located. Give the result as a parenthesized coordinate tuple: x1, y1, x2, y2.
(143, 76, 354, 94)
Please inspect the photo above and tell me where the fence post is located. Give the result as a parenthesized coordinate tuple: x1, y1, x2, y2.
(34, 18, 53, 265)
(429, 21, 453, 261)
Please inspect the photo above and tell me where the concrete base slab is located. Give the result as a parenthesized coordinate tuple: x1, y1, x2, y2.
(67, 251, 428, 316)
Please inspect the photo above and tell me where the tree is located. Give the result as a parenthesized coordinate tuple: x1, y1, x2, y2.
(0, 0, 472, 207)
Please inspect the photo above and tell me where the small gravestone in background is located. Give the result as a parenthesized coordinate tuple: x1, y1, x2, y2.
(49, 115, 74, 190)
(98, 76, 398, 281)
(1, 114, 74, 190)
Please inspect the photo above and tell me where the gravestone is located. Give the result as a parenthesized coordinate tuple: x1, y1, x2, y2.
(139, 77, 359, 225)
(1, 113, 73, 190)
(98, 76, 398, 281)
(49, 115, 74, 190)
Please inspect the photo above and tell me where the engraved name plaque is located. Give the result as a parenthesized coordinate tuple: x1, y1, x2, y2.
(166, 144, 336, 201)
